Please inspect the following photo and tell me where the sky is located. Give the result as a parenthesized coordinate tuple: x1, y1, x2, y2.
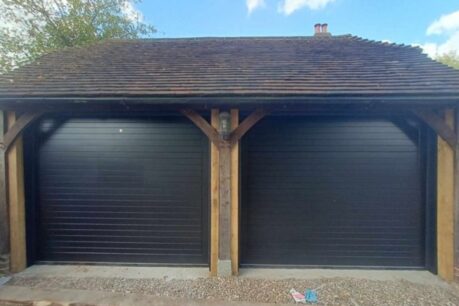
(133, 0, 459, 58)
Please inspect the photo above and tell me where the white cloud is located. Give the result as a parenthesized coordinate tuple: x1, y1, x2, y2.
(417, 32, 459, 58)
(426, 10, 459, 35)
(419, 10, 459, 58)
(246, 0, 265, 14)
(121, 1, 143, 22)
(415, 43, 437, 58)
(278, 0, 335, 15)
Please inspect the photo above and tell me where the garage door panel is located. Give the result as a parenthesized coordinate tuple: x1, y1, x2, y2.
(44, 227, 201, 236)
(36, 115, 208, 265)
(41, 253, 206, 264)
(242, 116, 426, 268)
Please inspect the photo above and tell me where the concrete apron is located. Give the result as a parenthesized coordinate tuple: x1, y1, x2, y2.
(9, 265, 447, 286)
(0, 286, 279, 306)
(0, 265, 450, 306)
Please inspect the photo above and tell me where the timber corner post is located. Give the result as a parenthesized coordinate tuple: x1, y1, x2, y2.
(0, 111, 10, 274)
(413, 107, 457, 281)
(435, 108, 455, 282)
(455, 107, 459, 282)
(6, 112, 27, 273)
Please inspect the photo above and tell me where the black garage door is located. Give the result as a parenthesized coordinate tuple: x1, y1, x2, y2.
(34, 115, 208, 265)
(241, 116, 434, 268)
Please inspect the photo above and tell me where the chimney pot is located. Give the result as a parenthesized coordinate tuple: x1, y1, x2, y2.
(314, 23, 321, 35)
(321, 23, 328, 33)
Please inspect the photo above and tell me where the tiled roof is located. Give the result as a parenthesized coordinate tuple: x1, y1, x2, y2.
(1, 35, 459, 101)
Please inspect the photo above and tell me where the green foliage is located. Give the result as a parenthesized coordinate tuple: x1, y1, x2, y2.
(0, 0, 155, 72)
(437, 52, 459, 70)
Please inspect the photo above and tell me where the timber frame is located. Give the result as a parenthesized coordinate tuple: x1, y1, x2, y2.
(413, 109, 457, 149)
(181, 108, 269, 276)
(0, 105, 458, 281)
(0, 111, 44, 153)
(180, 108, 270, 147)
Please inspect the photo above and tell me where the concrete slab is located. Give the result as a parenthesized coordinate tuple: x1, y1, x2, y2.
(239, 268, 446, 287)
(16, 265, 209, 280)
(0, 285, 282, 306)
(15, 265, 446, 288)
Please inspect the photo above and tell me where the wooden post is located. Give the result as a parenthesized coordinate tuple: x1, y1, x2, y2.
(184, 108, 263, 276)
(455, 106, 459, 281)
(438, 109, 455, 281)
(0, 111, 9, 274)
(230, 109, 239, 275)
(7, 112, 27, 273)
(210, 109, 220, 276)
(218, 139, 232, 275)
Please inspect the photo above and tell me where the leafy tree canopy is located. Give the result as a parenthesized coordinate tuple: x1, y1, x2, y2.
(0, 0, 155, 72)
(437, 52, 459, 70)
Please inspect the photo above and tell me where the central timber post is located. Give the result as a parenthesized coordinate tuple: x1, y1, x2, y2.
(182, 108, 265, 276)
(217, 110, 239, 276)
(218, 139, 232, 275)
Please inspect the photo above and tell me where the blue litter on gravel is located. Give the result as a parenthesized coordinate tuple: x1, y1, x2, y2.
(305, 289, 318, 303)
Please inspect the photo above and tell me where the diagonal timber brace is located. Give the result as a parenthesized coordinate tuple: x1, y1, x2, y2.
(0, 111, 45, 152)
(181, 108, 269, 146)
(412, 109, 457, 148)
(229, 108, 269, 145)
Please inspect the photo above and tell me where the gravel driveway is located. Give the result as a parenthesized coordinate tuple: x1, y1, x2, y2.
(5, 275, 459, 305)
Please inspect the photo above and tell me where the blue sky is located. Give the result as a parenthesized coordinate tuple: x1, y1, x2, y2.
(134, 0, 459, 58)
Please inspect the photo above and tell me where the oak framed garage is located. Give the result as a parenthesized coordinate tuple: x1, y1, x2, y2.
(1, 25, 459, 281)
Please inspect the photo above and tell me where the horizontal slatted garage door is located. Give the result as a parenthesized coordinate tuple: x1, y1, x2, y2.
(241, 116, 430, 268)
(35, 115, 208, 265)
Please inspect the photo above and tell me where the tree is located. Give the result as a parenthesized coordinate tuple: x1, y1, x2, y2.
(437, 52, 459, 70)
(0, 0, 155, 72)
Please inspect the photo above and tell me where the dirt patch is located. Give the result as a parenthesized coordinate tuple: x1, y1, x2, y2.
(6, 276, 459, 305)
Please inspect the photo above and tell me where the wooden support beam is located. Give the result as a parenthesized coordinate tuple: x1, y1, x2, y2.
(437, 109, 455, 281)
(209, 109, 220, 276)
(218, 140, 231, 275)
(182, 108, 265, 276)
(455, 107, 459, 281)
(230, 109, 239, 276)
(413, 109, 457, 148)
(0, 111, 43, 153)
(7, 112, 27, 273)
(0, 111, 9, 274)
(180, 109, 221, 147)
(230, 108, 269, 144)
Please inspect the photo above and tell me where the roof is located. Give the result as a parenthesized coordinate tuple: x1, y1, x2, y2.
(1, 35, 459, 104)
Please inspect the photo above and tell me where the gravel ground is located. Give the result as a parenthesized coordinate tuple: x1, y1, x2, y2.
(6, 275, 459, 306)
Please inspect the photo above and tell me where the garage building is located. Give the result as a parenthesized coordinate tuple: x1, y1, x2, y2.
(0, 25, 459, 280)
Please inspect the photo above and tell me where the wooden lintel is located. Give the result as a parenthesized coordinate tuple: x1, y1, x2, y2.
(412, 109, 457, 148)
(0, 111, 44, 152)
(230, 108, 269, 145)
(180, 109, 221, 147)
